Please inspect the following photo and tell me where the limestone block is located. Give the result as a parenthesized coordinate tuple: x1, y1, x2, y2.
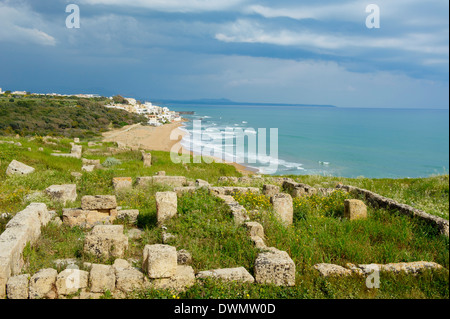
(82, 158, 101, 166)
(115, 268, 144, 292)
(314, 263, 352, 277)
(271, 193, 293, 226)
(254, 248, 296, 286)
(141, 152, 152, 167)
(29, 268, 58, 299)
(152, 265, 195, 292)
(155, 192, 177, 224)
(117, 210, 139, 224)
(81, 195, 117, 211)
(245, 222, 265, 238)
(196, 267, 254, 283)
(113, 177, 133, 191)
(263, 184, 280, 197)
(112, 259, 131, 272)
(71, 145, 82, 158)
(89, 264, 116, 293)
(177, 250, 192, 265)
(83, 225, 128, 259)
(344, 199, 367, 220)
(143, 245, 177, 279)
(250, 236, 267, 250)
(82, 165, 95, 172)
(196, 179, 210, 187)
(6, 160, 35, 176)
(45, 184, 77, 204)
(228, 203, 250, 225)
(56, 269, 89, 296)
(63, 209, 113, 228)
(7, 274, 30, 299)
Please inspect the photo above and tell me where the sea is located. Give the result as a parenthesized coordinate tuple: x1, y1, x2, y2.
(165, 104, 449, 179)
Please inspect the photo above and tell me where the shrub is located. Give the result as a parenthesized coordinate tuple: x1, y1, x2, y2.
(102, 157, 122, 167)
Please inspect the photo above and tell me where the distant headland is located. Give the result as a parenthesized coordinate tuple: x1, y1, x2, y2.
(150, 98, 337, 108)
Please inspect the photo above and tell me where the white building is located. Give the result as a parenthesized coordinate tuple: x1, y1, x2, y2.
(0, 88, 3, 94)
(125, 98, 137, 105)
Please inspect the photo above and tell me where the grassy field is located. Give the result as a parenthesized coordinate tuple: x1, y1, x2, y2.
(0, 136, 448, 299)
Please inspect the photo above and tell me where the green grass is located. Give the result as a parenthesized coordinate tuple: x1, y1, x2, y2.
(1, 136, 449, 299)
(285, 175, 449, 219)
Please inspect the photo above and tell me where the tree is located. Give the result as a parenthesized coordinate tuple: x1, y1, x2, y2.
(112, 95, 128, 104)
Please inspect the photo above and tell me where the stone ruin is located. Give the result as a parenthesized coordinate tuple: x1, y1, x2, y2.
(1, 172, 447, 299)
(314, 261, 444, 278)
(6, 160, 35, 176)
(51, 144, 82, 159)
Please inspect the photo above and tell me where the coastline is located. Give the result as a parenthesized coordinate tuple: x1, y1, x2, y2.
(102, 121, 256, 175)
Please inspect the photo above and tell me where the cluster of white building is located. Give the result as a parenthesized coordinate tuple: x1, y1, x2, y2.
(1, 87, 180, 126)
(105, 97, 182, 126)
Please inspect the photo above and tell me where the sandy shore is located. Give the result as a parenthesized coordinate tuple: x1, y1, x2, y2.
(102, 122, 256, 175)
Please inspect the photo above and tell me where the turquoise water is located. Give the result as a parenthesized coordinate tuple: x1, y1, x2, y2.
(168, 104, 449, 178)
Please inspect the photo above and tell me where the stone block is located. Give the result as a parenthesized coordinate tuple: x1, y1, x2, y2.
(177, 250, 192, 265)
(250, 236, 267, 250)
(117, 210, 139, 224)
(143, 245, 177, 279)
(112, 259, 131, 272)
(63, 209, 113, 228)
(56, 268, 89, 296)
(82, 165, 95, 172)
(262, 184, 280, 197)
(344, 199, 367, 220)
(155, 192, 177, 224)
(83, 225, 128, 259)
(271, 193, 293, 226)
(45, 184, 77, 204)
(245, 222, 265, 238)
(115, 268, 144, 292)
(6, 160, 35, 176)
(82, 158, 101, 166)
(314, 263, 352, 277)
(173, 187, 197, 196)
(196, 179, 210, 187)
(81, 195, 117, 211)
(228, 203, 250, 225)
(89, 264, 116, 293)
(196, 267, 254, 283)
(152, 265, 195, 292)
(254, 248, 296, 286)
(113, 177, 133, 191)
(141, 152, 152, 167)
(29, 268, 58, 299)
(7, 274, 30, 299)
(0, 203, 50, 296)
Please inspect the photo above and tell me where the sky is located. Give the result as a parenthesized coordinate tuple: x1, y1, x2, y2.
(0, 0, 448, 108)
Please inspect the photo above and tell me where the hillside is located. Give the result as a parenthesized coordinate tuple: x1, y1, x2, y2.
(0, 95, 147, 138)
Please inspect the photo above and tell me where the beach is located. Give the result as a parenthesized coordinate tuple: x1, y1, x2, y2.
(102, 121, 255, 175)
